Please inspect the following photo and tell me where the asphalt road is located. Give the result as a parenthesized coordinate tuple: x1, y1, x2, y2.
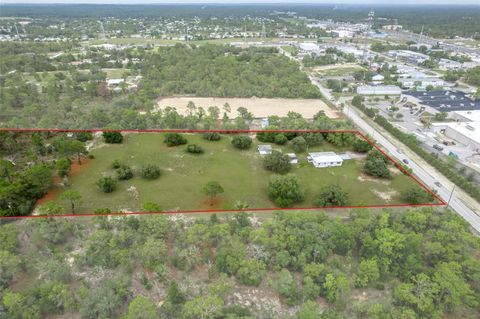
(310, 77, 480, 232)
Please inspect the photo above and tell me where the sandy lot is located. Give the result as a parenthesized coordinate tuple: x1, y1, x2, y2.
(155, 97, 339, 119)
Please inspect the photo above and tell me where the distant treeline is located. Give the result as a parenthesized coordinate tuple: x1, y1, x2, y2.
(1, 4, 479, 38)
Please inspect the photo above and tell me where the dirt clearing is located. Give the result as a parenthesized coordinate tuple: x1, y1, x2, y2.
(155, 97, 339, 119)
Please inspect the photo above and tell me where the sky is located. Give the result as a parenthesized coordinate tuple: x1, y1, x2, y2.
(1, 0, 479, 5)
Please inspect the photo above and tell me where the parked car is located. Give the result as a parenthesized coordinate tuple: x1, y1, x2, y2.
(433, 144, 444, 151)
(434, 181, 442, 188)
(402, 159, 409, 164)
(397, 149, 403, 154)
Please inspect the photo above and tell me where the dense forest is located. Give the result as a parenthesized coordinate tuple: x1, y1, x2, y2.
(140, 45, 321, 99)
(0, 207, 478, 318)
(0, 44, 320, 129)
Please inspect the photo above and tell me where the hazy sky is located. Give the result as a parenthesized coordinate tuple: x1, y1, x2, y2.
(1, 0, 479, 5)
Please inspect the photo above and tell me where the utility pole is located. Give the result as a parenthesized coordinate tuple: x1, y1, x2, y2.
(446, 184, 456, 211)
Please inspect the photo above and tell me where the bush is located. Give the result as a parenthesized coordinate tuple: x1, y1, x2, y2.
(291, 136, 307, 153)
(186, 144, 204, 154)
(140, 165, 161, 179)
(364, 158, 391, 179)
(203, 132, 221, 141)
(263, 151, 292, 174)
(111, 159, 122, 169)
(164, 133, 187, 147)
(231, 135, 252, 149)
(268, 174, 304, 207)
(401, 187, 433, 204)
(96, 177, 117, 193)
(352, 139, 373, 153)
(274, 134, 288, 145)
(102, 131, 123, 144)
(314, 184, 348, 207)
(116, 165, 133, 180)
(75, 132, 93, 142)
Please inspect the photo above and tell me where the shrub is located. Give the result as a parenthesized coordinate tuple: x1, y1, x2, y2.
(263, 151, 292, 174)
(203, 132, 221, 141)
(268, 174, 304, 207)
(363, 158, 391, 179)
(314, 184, 348, 207)
(352, 139, 373, 153)
(291, 136, 307, 153)
(96, 177, 117, 193)
(140, 165, 161, 179)
(111, 159, 122, 169)
(186, 144, 204, 154)
(116, 165, 133, 180)
(274, 134, 288, 145)
(102, 131, 123, 144)
(164, 133, 187, 147)
(231, 135, 252, 149)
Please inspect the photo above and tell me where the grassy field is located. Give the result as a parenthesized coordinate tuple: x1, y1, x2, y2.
(47, 133, 427, 214)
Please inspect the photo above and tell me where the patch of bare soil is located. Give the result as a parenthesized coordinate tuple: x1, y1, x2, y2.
(372, 189, 398, 202)
(202, 197, 225, 210)
(155, 97, 339, 119)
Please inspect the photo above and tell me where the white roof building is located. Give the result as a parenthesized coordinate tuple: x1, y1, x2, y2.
(258, 145, 273, 155)
(357, 85, 402, 95)
(107, 78, 125, 86)
(298, 42, 321, 52)
(398, 78, 445, 89)
(307, 152, 343, 168)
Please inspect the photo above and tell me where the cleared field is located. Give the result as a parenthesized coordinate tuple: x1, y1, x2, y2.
(156, 97, 339, 119)
(39, 132, 428, 215)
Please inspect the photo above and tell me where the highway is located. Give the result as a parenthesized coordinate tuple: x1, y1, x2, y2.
(310, 77, 480, 232)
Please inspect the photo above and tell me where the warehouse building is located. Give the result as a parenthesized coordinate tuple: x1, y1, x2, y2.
(357, 85, 402, 95)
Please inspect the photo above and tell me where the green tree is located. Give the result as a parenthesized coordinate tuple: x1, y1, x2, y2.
(102, 131, 124, 144)
(292, 136, 308, 153)
(56, 157, 71, 178)
(401, 187, 432, 204)
(231, 135, 252, 149)
(164, 133, 187, 147)
(125, 295, 159, 319)
(96, 176, 117, 193)
(268, 174, 304, 207)
(323, 272, 350, 307)
(237, 259, 266, 286)
(269, 269, 299, 306)
(202, 181, 224, 201)
(355, 258, 380, 288)
(59, 190, 82, 214)
(314, 184, 348, 207)
(263, 150, 292, 174)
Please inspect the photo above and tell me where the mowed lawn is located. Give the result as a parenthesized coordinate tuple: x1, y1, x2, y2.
(60, 133, 425, 214)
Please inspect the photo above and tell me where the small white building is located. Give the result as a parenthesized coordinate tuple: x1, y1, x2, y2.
(258, 145, 272, 155)
(331, 29, 355, 38)
(307, 152, 343, 168)
(287, 153, 298, 164)
(398, 77, 444, 89)
(261, 118, 269, 129)
(372, 74, 385, 84)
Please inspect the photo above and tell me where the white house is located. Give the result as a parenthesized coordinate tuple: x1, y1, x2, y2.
(307, 152, 343, 168)
(258, 145, 272, 155)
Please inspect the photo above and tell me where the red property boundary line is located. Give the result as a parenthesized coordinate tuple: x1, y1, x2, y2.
(0, 129, 445, 219)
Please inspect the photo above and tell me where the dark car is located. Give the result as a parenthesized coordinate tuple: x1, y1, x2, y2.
(433, 144, 444, 151)
(402, 159, 409, 164)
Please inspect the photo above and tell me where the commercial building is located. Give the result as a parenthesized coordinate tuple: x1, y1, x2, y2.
(357, 85, 402, 95)
(331, 29, 355, 38)
(432, 122, 480, 152)
(398, 77, 445, 89)
(388, 50, 429, 65)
